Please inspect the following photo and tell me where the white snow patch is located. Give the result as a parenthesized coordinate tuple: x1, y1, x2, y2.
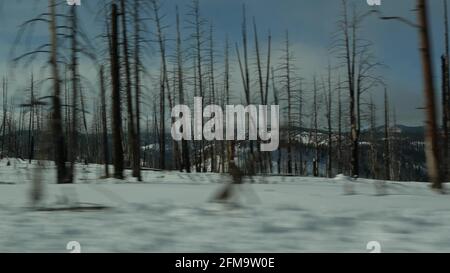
(0, 160, 449, 252)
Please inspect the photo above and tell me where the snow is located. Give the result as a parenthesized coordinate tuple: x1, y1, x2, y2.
(0, 158, 450, 252)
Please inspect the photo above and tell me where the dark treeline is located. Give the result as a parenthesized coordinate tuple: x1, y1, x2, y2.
(0, 0, 447, 189)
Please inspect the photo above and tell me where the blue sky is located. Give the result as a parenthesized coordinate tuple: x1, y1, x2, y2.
(0, 0, 448, 126)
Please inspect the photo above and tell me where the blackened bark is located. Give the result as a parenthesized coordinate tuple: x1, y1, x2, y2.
(110, 3, 124, 179)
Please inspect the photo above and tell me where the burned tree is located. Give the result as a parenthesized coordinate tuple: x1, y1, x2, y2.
(175, 5, 191, 172)
(110, 3, 124, 179)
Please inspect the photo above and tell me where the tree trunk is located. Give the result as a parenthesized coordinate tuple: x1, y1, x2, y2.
(176, 6, 191, 173)
(384, 88, 391, 181)
(100, 65, 109, 177)
(120, 0, 139, 178)
(110, 3, 124, 179)
(68, 5, 78, 183)
(337, 77, 343, 174)
(133, 0, 142, 180)
(442, 0, 449, 180)
(28, 74, 35, 163)
(417, 0, 443, 189)
(49, 0, 69, 184)
(326, 66, 333, 178)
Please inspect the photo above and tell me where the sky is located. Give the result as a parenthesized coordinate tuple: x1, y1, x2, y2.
(0, 0, 449, 127)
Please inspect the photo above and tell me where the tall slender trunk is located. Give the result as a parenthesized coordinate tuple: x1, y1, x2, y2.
(342, 0, 358, 178)
(68, 5, 78, 182)
(224, 35, 233, 172)
(298, 80, 304, 175)
(337, 77, 343, 174)
(28, 74, 35, 163)
(152, 0, 168, 170)
(442, 55, 448, 180)
(265, 31, 272, 174)
(120, 0, 139, 177)
(442, 0, 449, 180)
(191, 0, 205, 172)
(209, 24, 216, 172)
(253, 18, 267, 173)
(79, 86, 89, 162)
(49, 0, 69, 183)
(133, 0, 142, 180)
(313, 76, 319, 177)
(100, 66, 109, 177)
(369, 98, 377, 179)
(236, 4, 253, 169)
(384, 88, 391, 181)
(326, 66, 333, 178)
(110, 3, 124, 179)
(176, 6, 190, 173)
(272, 68, 281, 174)
(1, 77, 6, 157)
(285, 31, 292, 174)
(417, 0, 442, 189)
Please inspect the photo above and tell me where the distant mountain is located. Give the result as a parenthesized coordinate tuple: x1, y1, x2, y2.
(289, 124, 425, 138)
(393, 125, 424, 135)
(368, 124, 425, 138)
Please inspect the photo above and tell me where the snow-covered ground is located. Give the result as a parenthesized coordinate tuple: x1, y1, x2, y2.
(0, 158, 450, 253)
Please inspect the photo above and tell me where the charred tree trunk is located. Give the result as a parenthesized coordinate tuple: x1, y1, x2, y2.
(417, 0, 443, 189)
(384, 88, 391, 181)
(342, 1, 358, 178)
(337, 77, 343, 174)
(110, 3, 124, 179)
(28, 74, 35, 163)
(176, 6, 191, 173)
(313, 77, 319, 177)
(272, 68, 281, 174)
(68, 5, 79, 183)
(442, 0, 449, 180)
(151, 0, 167, 170)
(326, 66, 333, 178)
(1, 78, 7, 157)
(133, 0, 142, 180)
(120, 0, 139, 178)
(49, 0, 69, 183)
(100, 66, 109, 177)
(284, 31, 293, 174)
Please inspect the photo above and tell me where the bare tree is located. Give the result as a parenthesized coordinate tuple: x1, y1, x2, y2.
(337, 76, 343, 174)
(272, 67, 281, 174)
(1, 77, 7, 157)
(110, 3, 125, 179)
(235, 4, 254, 167)
(49, 0, 69, 183)
(151, 0, 170, 170)
(325, 65, 333, 178)
(187, 0, 206, 172)
(100, 65, 109, 177)
(417, 0, 442, 189)
(208, 23, 217, 172)
(278, 30, 295, 174)
(119, 0, 140, 178)
(28, 74, 35, 163)
(442, 0, 449, 180)
(175, 6, 191, 173)
(369, 97, 378, 179)
(383, 88, 391, 181)
(313, 76, 319, 177)
(132, 0, 144, 180)
(67, 5, 80, 183)
(332, 0, 359, 178)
